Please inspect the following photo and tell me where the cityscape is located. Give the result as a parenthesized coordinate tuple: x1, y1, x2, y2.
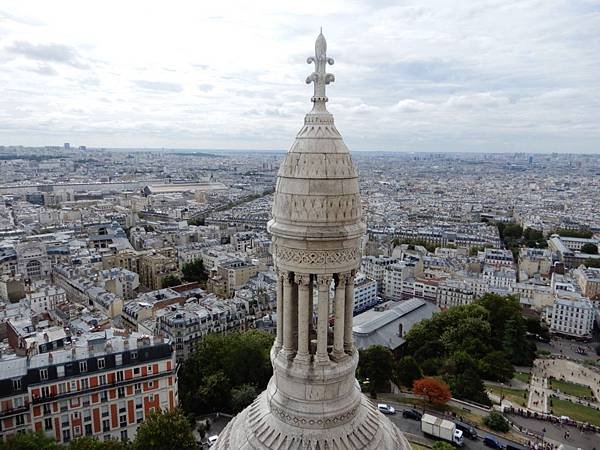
(1, 2, 600, 450)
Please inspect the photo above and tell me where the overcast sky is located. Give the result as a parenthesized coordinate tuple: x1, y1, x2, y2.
(1, 0, 599, 153)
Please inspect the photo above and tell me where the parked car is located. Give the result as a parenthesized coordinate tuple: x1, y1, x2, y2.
(208, 435, 219, 446)
(454, 421, 478, 439)
(402, 409, 423, 420)
(483, 436, 503, 449)
(377, 403, 396, 415)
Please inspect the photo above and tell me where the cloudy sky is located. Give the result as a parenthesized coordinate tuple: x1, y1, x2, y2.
(1, 0, 599, 153)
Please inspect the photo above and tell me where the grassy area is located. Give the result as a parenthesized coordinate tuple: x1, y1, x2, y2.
(513, 372, 530, 384)
(549, 396, 600, 426)
(486, 385, 528, 407)
(410, 443, 430, 450)
(549, 377, 594, 398)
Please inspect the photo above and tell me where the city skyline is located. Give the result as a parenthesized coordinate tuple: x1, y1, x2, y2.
(1, 0, 600, 153)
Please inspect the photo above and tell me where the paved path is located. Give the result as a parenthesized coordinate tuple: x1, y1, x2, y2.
(528, 362, 549, 413)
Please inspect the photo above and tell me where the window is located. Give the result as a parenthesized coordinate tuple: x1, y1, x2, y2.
(41, 386, 51, 397)
(70, 381, 77, 391)
(117, 371, 124, 382)
(102, 419, 110, 433)
(100, 391, 108, 403)
(147, 381, 153, 389)
(120, 430, 128, 441)
(39, 368, 48, 381)
(97, 358, 105, 369)
(16, 414, 25, 426)
(81, 378, 89, 390)
(58, 383, 66, 394)
(134, 383, 141, 394)
(85, 424, 92, 436)
(79, 361, 88, 372)
(57, 365, 65, 377)
(44, 418, 53, 430)
(12, 378, 21, 391)
(130, 351, 137, 360)
(61, 415, 69, 427)
(74, 425, 81, 437)
(62, 429, 71, 443)
(101, 406, 109, 417)
(135, 397, 142, 409)
(99, 375, 107, 386)
(115, 354, 122, 366)
(147, 365, 153, 374)
(136, 410, 143, 423)
(43, 404, 52, 415)
(133, 367, 140, 376)
(84, 411, 91, 422)
(120, 414, 127, 428)
(118, 387, 125, 398)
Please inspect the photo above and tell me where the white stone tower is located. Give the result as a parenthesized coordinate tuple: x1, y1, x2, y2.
(216, 31, 410, 450)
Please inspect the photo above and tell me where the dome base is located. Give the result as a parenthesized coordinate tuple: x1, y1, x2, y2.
(215, 389, 410, 450)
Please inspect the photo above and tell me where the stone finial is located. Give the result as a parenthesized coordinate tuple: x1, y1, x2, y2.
(306, 29, 335, 106)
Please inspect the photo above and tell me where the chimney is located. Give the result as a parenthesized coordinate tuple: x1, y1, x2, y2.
(48, 352, 53, 363)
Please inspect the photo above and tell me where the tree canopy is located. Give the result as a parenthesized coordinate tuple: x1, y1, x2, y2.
(581, 243, 598, 255)
(132, 409, 196, 450)
(413, 378, 451, 405)
(402, 293, 534, 405)
(179, 330, 273, 415)
(357, 345, 396, 395)
(181, 258, 208, 283)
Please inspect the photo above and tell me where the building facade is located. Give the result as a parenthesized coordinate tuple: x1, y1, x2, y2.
(0, 332, 177, 443)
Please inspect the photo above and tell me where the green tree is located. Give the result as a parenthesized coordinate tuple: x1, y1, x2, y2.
(503, 316, 535, 366)
(161, 274, 182, 288)
(553, 229, 593, 239)
(231, 383, 258, 413)
(503, 223, 523, 239)
(476, 294, 521, 348)
(483, 411, 510, 432)
(395, 356, 422, 388)
(196, 371, 232, 412)
(478, 351, 514, 382)
(0, 432, 59, 450)
(132, 409, 196, 450)
(357, 345, 395, 394)
(584, 258, 600, 268)
(469, 246, 484, 256)
(181, 258, 208, 283)
(179, 330, 273, 415)
(444, 352, 491, 406)
(581, 243, 598, 254)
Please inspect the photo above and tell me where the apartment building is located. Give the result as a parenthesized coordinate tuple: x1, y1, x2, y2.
(436, 279, 475, 310)
(0, 331, 177, 444)
(550, 297, 595, 339)
(573, 266, 600, 300)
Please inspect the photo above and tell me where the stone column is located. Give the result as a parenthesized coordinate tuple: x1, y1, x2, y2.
(295, 274, 310, 362)
(274, 271, 284, 352)
(315, 274, 332, 364)
(344, 272, 355, 354)
(282, 273, 295, 358)
(332, 273, 347, 360)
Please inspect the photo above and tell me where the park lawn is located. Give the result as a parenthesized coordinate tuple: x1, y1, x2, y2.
(513, 372, 530, 384)
(486, 385, 528, 407)
(549, 396, 600, 426)
(549, 378, 593, 398)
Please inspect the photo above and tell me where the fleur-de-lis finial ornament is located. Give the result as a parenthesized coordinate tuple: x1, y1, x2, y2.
(306, 29, 335, 109)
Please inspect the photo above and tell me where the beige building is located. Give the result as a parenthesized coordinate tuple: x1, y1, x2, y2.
(574, 266, 600, 300)
(103, 249, 178, 290)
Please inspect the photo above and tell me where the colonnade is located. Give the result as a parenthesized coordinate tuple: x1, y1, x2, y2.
(274, 271, 355, 364)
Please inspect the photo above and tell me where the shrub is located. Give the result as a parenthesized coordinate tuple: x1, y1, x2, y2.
(483, 411, 510, 432)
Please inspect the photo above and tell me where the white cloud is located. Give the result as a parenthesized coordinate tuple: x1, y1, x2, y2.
(0, 0, 599, 152)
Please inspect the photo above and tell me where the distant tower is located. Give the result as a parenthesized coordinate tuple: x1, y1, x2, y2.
(216, 31, 409, 450)
(64, 143, 71, 150)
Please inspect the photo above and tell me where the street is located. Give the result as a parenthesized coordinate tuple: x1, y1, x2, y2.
(386, 402, 522, 450)
(384, 401, 599, 450)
